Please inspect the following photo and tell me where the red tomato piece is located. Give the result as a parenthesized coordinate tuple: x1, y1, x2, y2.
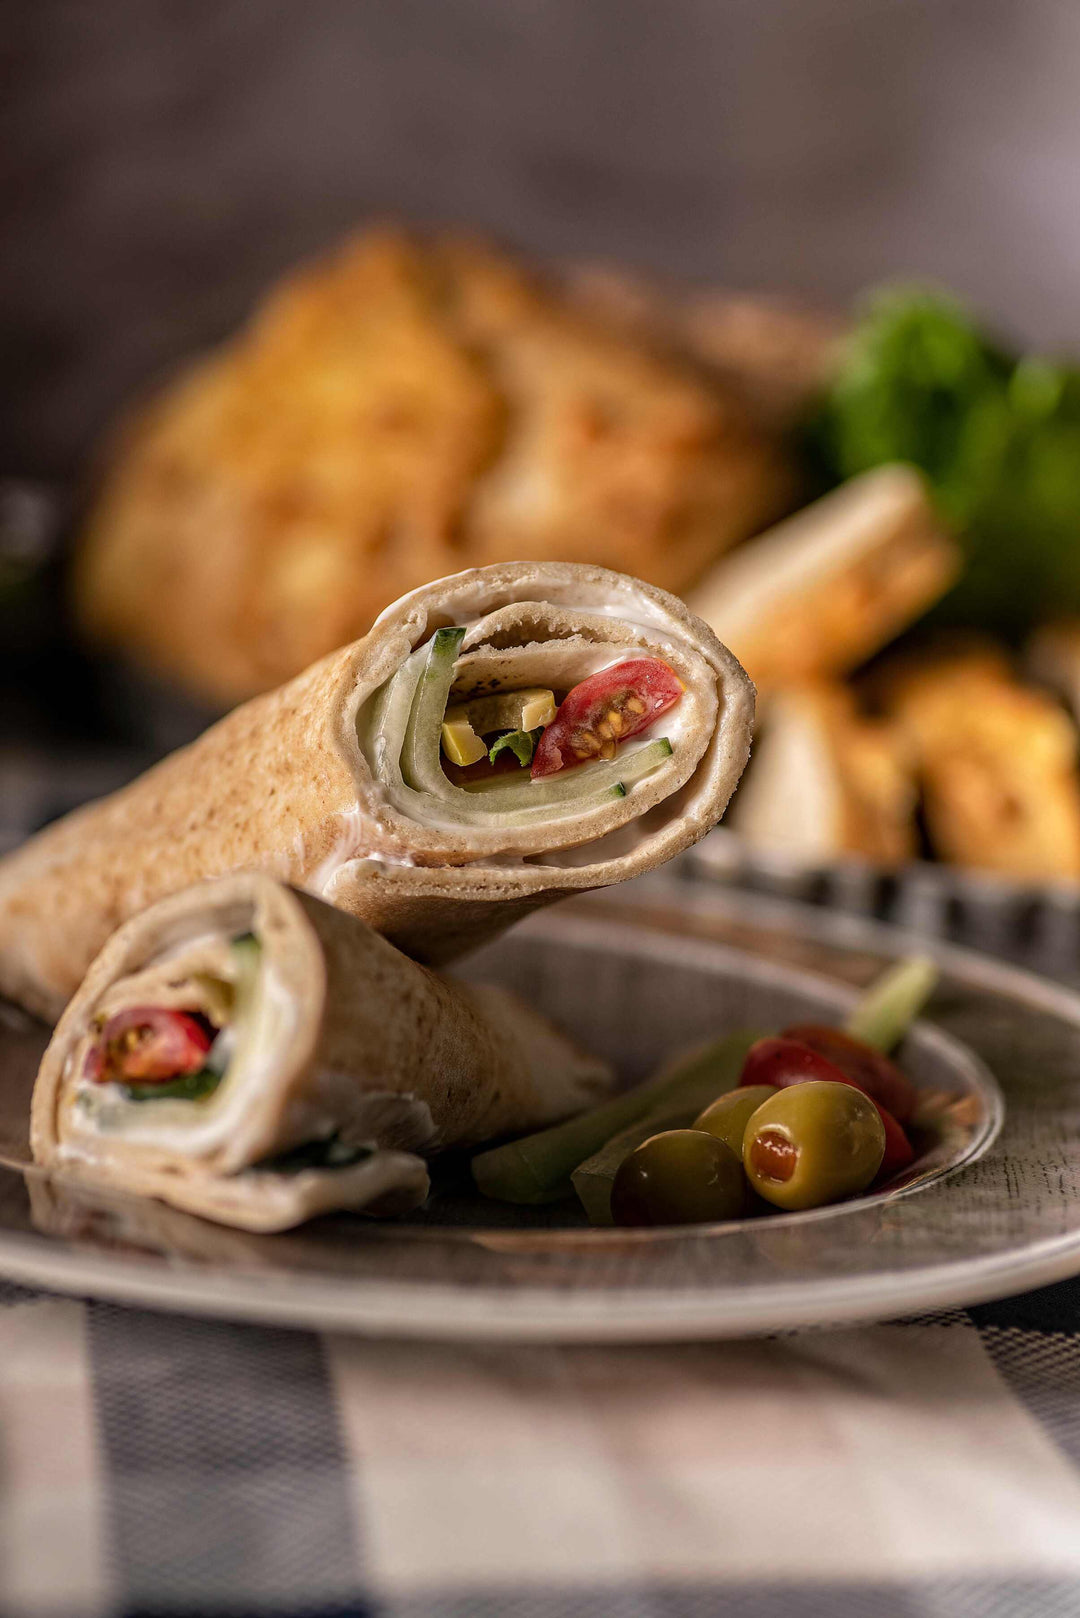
(86, 1007, 214, 1085)
(739, 1036, 915, 1180)
(781, 1024, 917, 1124)
(531, 658, 683, 778)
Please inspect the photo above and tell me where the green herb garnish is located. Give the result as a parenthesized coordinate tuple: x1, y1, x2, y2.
(120, 1067, 223, 1104)
(256, 1134, 374, 1174)
(487, 727, 543, 768)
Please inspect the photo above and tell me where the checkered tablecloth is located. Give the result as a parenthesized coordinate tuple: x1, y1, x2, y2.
(5, 1278, 1080, 1617)
(6, 749, 1080, 1617)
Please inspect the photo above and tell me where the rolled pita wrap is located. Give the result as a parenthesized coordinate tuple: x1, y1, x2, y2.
(31, 873, 611, 1231)
(0, 561, 754, 1020)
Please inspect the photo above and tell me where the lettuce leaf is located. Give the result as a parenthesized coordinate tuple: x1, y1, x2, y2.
(256, 1135, 374, 1174)
(121, 1068, 222, 1104)
(809, 285, 1080, 634)
(487, 728, 542, 768)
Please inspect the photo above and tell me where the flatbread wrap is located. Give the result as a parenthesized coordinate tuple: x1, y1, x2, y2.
(31, 873, 611, 1231)
(0, 561, 754, 1020)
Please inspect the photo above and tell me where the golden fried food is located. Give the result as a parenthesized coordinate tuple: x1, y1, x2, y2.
(565, 262, 845, 431)
(726, 683, 917, 865)
(883, 648, 1080, 880)
(688, 465, 960, 693)
(75, 229, 790, 705)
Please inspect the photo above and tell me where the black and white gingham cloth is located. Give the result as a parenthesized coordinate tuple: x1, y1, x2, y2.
(5, 1279, 1080, 1616)
(6, 751, 1080, 1617)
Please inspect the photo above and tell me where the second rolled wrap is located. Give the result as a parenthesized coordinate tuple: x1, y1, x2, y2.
(0, 562, 754, 1019)
(31, 873, 611, 1231)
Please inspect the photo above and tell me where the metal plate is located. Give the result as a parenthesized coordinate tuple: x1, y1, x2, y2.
(1, 878, 1078, 1342)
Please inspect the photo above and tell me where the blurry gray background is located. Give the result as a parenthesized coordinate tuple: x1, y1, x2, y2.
(3, 0, 1078, 477)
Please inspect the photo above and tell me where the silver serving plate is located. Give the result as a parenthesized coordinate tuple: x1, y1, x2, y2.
(1, 876, 1077, 1342)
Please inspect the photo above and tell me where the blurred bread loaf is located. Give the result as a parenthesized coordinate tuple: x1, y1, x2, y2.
(687, 466, 960, 695)
(565, 263, 846, 431)
(726, 683, 916, 865)
(75, 228, 791, 706)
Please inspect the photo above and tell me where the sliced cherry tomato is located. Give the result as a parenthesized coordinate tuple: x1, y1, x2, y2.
(781, 1024, 917, 1124)
(86, 1007, 214, 1085)
(739, 1036, 915, 1180)
(531, 658, 683, 778)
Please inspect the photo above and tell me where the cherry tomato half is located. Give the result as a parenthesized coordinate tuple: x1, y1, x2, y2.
(531, 658, 683, 778)
(739, 1036, 915, 1180)
(781, 1024, 917, 1124)
(86, 1007, 214, 1085)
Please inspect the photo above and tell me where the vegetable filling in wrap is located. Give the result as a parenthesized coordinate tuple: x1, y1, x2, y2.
(32, 874, 611, 1232)
(0, 562, 754, 1021)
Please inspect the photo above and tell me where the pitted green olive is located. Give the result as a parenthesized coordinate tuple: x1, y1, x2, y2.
(610, 1129, 747, 1227)
(694, 1086, 775, 1157)
(742, 1081, 885, 1212)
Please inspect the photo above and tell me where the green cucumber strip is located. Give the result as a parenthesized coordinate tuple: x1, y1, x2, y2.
(487, 728, 541, 768)
(471, 1029, 760, 1204)
(121, 1067, 222, 1104)
(844, 956, 938, 1051)
(459, 738, 673, 805)
(402, 627, 467, 793)
(572, 1099, 717, 1226)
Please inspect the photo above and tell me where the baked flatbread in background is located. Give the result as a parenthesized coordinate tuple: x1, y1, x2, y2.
(726, 683, 916, 865)
(31, 873, 611, 1232)
(687, 466, 960, 696)
(0, 561, 754, 1020)
(74, 227, 790, 706)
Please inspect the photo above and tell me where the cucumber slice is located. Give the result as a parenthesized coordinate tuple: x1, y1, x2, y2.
(844, 956, 938, 1051)
(402, 627, 467, 793)
(459, 738, 673, 801)
(472, 1030, 760, 1204)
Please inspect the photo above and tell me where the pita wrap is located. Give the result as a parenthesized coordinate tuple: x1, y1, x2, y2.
(0, 561, 754, 1020)
(688, 466, 959, 695)
(726, 684, 916, 865)
(31, 873, 611, 1232)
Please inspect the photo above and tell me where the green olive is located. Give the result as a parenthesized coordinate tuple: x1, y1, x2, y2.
(694, 1086, 776, 1157)
(610, 1129, 747, 1227)
(742, 1081, 885, 1212)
